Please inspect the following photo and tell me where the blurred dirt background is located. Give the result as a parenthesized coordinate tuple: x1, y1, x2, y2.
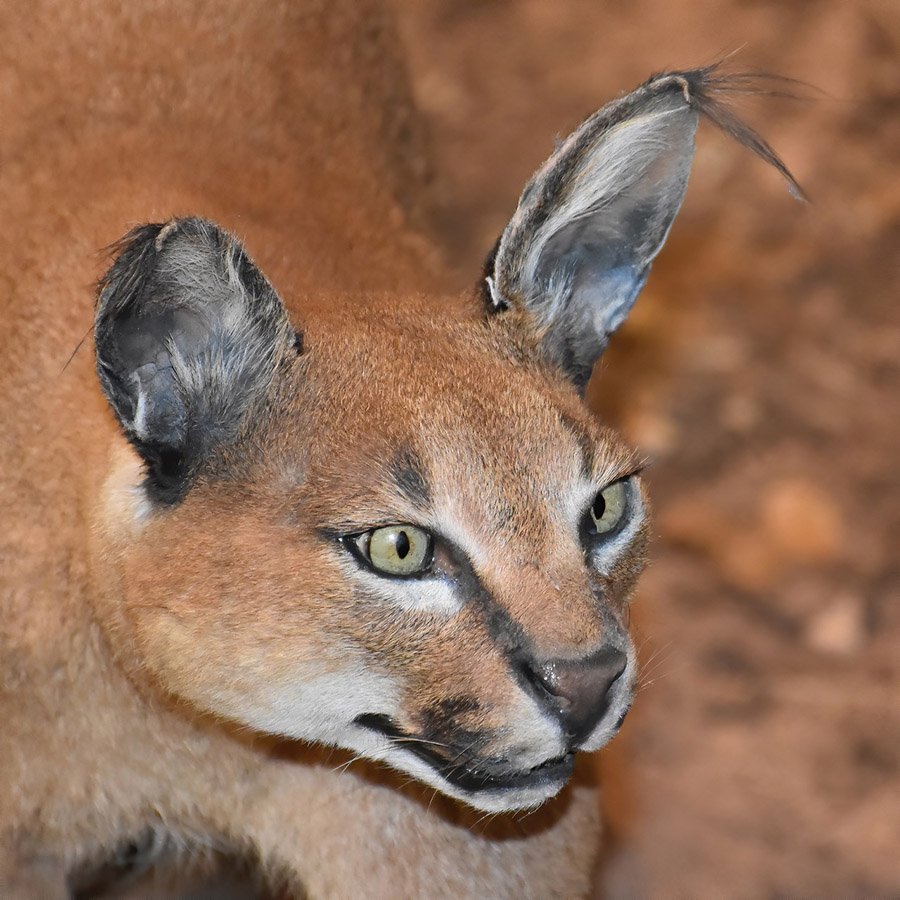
(389, 0, 899, 896)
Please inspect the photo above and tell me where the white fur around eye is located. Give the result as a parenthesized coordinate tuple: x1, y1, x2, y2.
(336, 548, 463, 616)
(365, 575, 463, 616)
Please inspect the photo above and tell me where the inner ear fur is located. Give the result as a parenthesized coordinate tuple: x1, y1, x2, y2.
(485, 65, 803, 391)
(95, 217, 294, 504)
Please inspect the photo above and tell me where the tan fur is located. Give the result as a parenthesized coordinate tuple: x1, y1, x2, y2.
(0, 1, 701, 896)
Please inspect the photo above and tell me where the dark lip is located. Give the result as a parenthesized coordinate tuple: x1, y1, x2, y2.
(355, 713, 575, 794)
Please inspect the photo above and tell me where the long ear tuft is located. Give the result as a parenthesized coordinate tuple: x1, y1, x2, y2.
(676, 66, 807, 201)
(486, 65, 804, 391)
(95, 217, 294, 504)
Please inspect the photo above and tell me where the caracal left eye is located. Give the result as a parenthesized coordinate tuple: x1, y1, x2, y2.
(355, 524, 434, 576)
(588, 480, 629, 535)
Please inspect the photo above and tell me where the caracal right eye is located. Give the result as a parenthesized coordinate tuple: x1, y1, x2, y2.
(353, 525, 434, 577)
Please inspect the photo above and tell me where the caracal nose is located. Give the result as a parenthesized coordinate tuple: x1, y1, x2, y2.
(520, 645, 627, 744)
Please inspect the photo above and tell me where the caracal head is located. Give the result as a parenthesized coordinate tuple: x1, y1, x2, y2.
(92, 68, 799, 812)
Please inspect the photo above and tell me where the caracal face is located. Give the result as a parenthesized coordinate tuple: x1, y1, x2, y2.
(104, 288, 646, 812)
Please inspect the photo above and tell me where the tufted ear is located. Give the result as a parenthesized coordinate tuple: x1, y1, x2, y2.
(485, 66, 803, 391)
(95, 217, 295, 504)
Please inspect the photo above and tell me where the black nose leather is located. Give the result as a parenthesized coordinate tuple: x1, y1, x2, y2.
(519, 645, 627, 744)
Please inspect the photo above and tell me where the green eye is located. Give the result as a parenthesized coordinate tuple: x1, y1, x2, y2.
(588, 480, 629, 535)
(356, 525, 434, 577)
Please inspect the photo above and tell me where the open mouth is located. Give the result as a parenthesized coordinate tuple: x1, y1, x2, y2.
(355, 713, 575, 794)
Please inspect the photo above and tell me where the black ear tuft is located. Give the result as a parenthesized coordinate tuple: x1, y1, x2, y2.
(485, 65, 803, 392)
(95, 217, 293, 504)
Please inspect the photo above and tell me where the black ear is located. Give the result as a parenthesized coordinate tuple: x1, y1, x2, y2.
(95, 217, 294, 504)
(486, 66, 803, 391)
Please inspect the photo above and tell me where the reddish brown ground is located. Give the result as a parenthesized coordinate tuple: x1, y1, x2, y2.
(392, 1, 899, 896)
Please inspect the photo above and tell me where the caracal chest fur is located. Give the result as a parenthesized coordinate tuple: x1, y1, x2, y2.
(0, 0, 800, 894)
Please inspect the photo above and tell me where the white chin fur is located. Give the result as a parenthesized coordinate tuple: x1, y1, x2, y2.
(347, 727, 568, 813)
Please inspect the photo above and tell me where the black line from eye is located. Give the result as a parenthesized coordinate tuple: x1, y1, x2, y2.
(328, 522, 572, 694)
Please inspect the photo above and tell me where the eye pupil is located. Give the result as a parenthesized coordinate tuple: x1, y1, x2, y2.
(395, 530, 410, 559)
(592, 495, 606, 522)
